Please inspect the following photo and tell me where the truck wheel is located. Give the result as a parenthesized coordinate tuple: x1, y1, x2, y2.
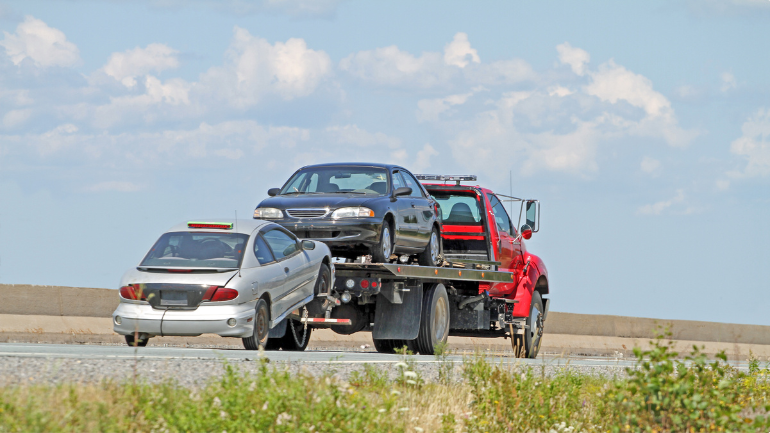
(417, 226, 441, 267)
(512, 291, 544, 359)
(279, 319, 312, 351)
(413, 283, 450, 355)
(242, 298, 270, 350)
(371, 221, 392, 263)
(125, 334, 149, 347)
(373, 338, 412, 354)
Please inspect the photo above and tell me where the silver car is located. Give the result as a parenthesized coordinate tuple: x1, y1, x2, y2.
(112, 219, 332, 350)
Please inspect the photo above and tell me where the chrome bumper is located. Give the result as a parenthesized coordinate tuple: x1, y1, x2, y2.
(112, 301, 257, 338)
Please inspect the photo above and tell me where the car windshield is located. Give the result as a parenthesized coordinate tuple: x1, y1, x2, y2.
(140, 232, 249, 268)
(280, 166, 389, 195)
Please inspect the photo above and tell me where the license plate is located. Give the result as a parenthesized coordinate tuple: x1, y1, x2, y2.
(160, 291, 188, 306)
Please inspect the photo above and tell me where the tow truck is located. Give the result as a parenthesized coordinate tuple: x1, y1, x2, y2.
(291, 174, 549, 358)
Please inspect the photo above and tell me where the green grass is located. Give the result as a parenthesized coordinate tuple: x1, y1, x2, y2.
(1, 337, 769, 432)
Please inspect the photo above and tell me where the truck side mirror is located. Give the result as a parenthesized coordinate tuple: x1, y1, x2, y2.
(520, 224, 533, 240)
(525, 200, 538, 232)
(393, 187, 412, 197)
(267, 188, 281, 197)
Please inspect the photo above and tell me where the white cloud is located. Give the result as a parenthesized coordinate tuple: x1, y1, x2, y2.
(339, 45, 450, 88)
(2, 109, 32, 128)
(729, 108, 770, 177)
(556, 42, 590, 76)
(86, 181, 142, 193)
(720, 72, 737, 92)
(199, 27, 332, 106)
(547, 85, 573, 97)
(102, 43, 180, 87)
(412, 143, 439, 173)
(640, 156, 661, 175)
(638, 190, 685, 215)
(0, 16, 80, 68)
(91, 76, 192, 128)
(417, 92, 473, 122)
(324, 124, 401, 148)
(443, 32, 480, 68)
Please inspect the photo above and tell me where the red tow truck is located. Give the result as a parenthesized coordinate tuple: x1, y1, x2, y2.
(298, 175, 549, 358)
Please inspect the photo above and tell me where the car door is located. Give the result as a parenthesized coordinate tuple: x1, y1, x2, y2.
(401, 170, 434, 246)
(261, 228, 311, 316)
(486, 193, 519, 292)
(391, 170, 419, 248)
(249, 234, 286, 320)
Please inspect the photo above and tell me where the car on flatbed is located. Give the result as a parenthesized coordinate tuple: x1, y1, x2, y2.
(253, 163, 442, 266)
(112, 219, 332, 350)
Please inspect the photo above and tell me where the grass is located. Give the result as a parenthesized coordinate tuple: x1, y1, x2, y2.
(1, 336, 769, 432)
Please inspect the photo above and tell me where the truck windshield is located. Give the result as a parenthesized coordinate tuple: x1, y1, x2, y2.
(140, 232, 249, 268)
(433, 193, 482, 225)
(280, 166, 389, 195)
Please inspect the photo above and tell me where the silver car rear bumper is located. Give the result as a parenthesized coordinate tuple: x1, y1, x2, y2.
(112, 301, 257, 338)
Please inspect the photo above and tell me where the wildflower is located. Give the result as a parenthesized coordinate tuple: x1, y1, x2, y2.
(378, 409, 386, 413)
(395, 362, 408, 369)
(415, 428, 424, 432)
(212, 397, 221, 407)
(404, 371, 418, 379)
(391, 390, 401, 396)
(398, 407, 410, 412)
(219, 411, 227, 420)
(275, 413, 292, 425)
(406, 379, 417, 385)
(262, 401, 269, 411)
(248, 381, 256, 391)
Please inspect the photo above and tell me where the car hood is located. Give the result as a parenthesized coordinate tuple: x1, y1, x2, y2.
(258, 194, 379, 210)
(120, 267, 239, 287)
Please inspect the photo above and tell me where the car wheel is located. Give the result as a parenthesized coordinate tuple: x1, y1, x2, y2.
(412, 283, 450, 355)
(243, 298, 270, 350)
(417, 226, 441, 267)
(125, 334, 149, 347)
(280, 319, 312, 351)
(512, 292, 544, 359)
(371, 221, 393, 263)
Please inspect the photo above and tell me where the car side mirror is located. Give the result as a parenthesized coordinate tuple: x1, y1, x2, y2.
(267, 188, 281, 197)
(520, 224, 533, 240)
(393, 187, 412, 197)
(301, 240, 316, 250)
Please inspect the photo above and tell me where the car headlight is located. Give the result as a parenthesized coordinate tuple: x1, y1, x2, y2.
(331, 207, 375, 219)
(253, 208, 284, 219)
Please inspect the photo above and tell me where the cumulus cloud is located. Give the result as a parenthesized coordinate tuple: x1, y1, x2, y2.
(729, 108, 770, 177)
(199, 27, 332, 107)
(417, 92, 474, 122)
(443, 32, 480, 68)
(720, 72, 737, 92)
(640, 156, 662, 175)
(556, 42, 590, 76)
(324, 124, 401, 148)
(102, 43, 180, 87)
(638, 190, 685, 215)
(412, 143, 439, 173)
(0, 16, 80, 68)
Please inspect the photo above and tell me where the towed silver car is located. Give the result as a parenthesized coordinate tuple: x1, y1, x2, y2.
(112, 219, 332, 350)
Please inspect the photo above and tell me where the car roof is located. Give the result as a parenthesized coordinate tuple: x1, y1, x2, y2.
(165, 219, 270, 235)
(297, 162, 405, 171)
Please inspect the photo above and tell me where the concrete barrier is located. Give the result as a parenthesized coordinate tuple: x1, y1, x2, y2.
(2, 284, 769, 345)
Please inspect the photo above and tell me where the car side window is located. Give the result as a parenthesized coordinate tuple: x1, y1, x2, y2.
(401, 171, 425, 198)
(253, 235, 276, 265)
(392, 171, 406, 191)
(262, 229, 299, 260)
(488, 194, 513, 236)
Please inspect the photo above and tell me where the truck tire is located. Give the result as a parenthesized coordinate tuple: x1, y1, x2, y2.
(371, 221, 393, 263)
(512, 291, 544, 359)
(413, 283, 450, 355)
(277, 319, 312, 351)
(417, 226, 441, 267)
(242, 298, 270, 350)
(373, 338, 412, 354)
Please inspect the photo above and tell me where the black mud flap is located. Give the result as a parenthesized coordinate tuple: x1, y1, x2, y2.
(372, 284, 423, 340)
(268, 318, 287, 338)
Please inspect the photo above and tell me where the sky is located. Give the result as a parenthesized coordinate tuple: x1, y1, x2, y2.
(0, 0, 768, 325)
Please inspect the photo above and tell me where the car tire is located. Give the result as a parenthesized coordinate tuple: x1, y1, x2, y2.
(125, 334, 149, 347)
(371, 221, 393, 263)
(373, 338, 412, 354)
(412, 283, 450, 355)
(279, 319, 312, 351)
(512, 291, 544, 359)
(417, 226, 441, 267)
(242, 298, 270, 351)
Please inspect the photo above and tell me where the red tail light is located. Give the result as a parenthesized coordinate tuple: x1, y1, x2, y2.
(371, 281, 378, 288)
(119, 285, 147, 301)
(202, 286, 238, 302)
(360, 279, 370, 289)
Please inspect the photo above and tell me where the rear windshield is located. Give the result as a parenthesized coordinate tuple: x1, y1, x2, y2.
(280, 166, 389, 195)
(432, 193, 482, 225)
(140, 232, 249, 268)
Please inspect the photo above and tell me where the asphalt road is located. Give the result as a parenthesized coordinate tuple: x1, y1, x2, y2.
(0, 342, 750, 369)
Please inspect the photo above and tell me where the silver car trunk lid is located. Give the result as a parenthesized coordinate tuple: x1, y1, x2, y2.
(126, 269, 238, 310)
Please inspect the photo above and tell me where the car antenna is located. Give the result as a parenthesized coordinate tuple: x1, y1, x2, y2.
(235, 210, 241, 277)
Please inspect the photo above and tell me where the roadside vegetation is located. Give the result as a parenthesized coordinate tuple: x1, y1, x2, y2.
(1, 336, 769, 432)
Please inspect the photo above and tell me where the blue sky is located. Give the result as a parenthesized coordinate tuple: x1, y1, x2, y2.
(1, 0, 768, 325)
